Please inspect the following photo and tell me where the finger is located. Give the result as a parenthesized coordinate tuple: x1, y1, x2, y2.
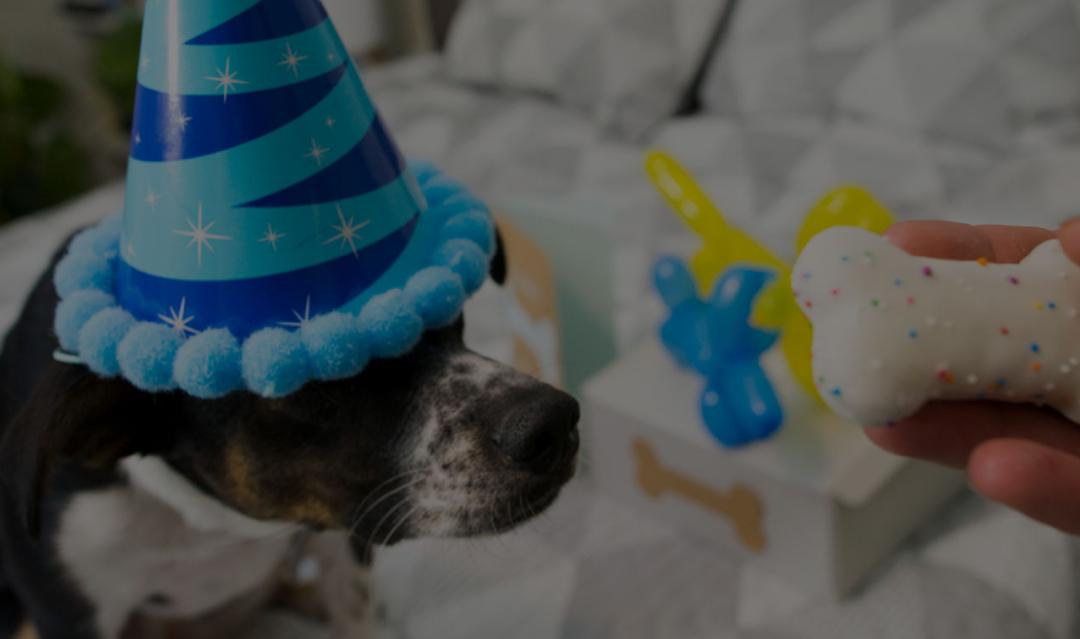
(886, 221, 994, 261)
(969, 439, 1080, 535)
(864, 401, 1080, 469)
(977, 225, 1056, 263)
(886, 221, 1054, 263)
(1058, 218, 1080, 266)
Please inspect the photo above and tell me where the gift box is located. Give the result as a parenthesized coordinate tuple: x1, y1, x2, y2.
(493, 196, 631, 395)
(584, 338, 965, 599)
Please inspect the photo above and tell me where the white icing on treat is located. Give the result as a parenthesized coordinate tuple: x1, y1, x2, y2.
(792, 227, 1080, 426)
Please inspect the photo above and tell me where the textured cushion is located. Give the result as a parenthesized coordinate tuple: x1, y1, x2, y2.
(701, 0, 1080, 148)
(444, 0, 730, 140)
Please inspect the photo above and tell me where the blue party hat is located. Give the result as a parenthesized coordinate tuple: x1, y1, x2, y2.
(53, 0, 496, 398)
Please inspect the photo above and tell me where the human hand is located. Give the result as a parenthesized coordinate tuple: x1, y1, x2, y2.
(866, 220, 1080, 534)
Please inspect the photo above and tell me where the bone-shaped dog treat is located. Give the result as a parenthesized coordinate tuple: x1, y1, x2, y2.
(793, 227, 1080, 426)
(633, 439, 766, 553)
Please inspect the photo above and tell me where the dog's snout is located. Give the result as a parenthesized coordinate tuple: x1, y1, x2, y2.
(491, 387, 580, 473)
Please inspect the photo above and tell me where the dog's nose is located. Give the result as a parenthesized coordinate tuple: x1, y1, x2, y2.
(491, 386, 580, 473)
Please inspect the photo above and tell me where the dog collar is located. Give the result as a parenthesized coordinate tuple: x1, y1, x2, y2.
(52, 349, 85, 366)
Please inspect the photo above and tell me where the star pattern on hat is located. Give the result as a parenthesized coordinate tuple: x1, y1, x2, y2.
(258, 223, 287, 251)
(165, 95, 194, 133)
(158, 297, 199, 336)
(205, 57, 249, 103)
(174, 110, 193, 132)
(174, 204, 231, 267)
(279, 295, 313, 329)
(279, 42, 309, 78)
(324, 205, 371, 257)
(304, 138, 330, 166)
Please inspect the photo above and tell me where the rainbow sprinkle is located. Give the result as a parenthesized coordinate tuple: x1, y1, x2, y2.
(922, 266, 934, 278)
(977, 257, 989, 267)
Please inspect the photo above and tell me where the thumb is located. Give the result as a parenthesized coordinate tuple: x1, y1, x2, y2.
(1058, 218, 1080, 266)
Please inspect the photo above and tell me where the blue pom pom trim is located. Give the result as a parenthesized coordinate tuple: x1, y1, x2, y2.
(53, 163, 496, 399)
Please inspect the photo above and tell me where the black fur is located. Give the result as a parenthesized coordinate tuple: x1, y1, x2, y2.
(0, 237, 130, 637)
(0, 555, 20, 639)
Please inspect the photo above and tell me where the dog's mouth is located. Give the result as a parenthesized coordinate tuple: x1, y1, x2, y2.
(425, 475, 575, 542)
(364, 441, 578, 545)
(482, 458, 578, 536)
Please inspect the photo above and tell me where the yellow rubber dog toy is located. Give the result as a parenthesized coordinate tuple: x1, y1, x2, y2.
(645, 151, 895, 400)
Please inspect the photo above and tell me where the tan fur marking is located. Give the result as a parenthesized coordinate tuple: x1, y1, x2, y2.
(282, 498, 335, 527)
(223, 442, 263, 514)
(223, 442, 337, 527)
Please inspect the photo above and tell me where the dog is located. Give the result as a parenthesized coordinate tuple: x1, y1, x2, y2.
(0, 228, 580, 638)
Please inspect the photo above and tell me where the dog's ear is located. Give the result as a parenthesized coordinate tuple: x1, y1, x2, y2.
(489, 225, 508, 286)
(0, 363, 180, 539)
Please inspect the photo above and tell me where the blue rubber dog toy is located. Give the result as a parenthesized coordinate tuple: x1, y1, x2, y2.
(654, 258, 785, 448)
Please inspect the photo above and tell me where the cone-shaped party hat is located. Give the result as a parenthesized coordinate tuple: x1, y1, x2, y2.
(53, 0, 497, 398)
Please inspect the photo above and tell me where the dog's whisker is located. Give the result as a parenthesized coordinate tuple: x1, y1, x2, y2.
(349, 473, 426, 539)
(517, 494, 537, 531)
(489, 507, 499, 538)
(348, 468, 424, 535)
(381, 503, 419, 547)
(353, 467, 424, 516)
(371, 498, 414, 547)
